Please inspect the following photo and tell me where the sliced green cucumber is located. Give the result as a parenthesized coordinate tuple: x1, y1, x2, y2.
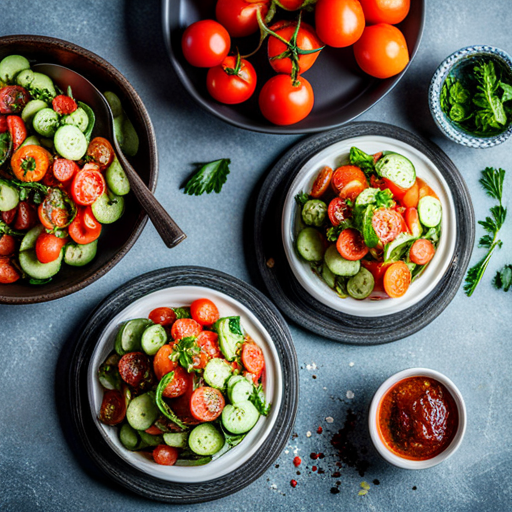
(33, 108, 59, 137)
(347, 267, 375, 299)
(126, 392, 159, 431)
(376, 152, 416, 190)
(418, 196, 442, 228)
(105, 157, 130, 196)
(29, 72, 57, 99)
(302, 199, 327, 227)
(19, 248, 63, 280)
(138, 431, 163, 447)
(91, 190, 124, 224)
(222, 401, 260, 435)
(362, 205, 379, 248)
(296, 227, 325, 262)
(383, 232, 416, 262)
(0, 55, 30, 83)
(16, 68, 34, 88)
(121, 115, 139, 157)
(355, 187, 379, 208)
(204, 358, 233, 390)
(62, 107, 89, 132)
(0, 181, 20, 211)
(64, 240, 98, 267)
(113, 116, 125, 147)
(54, 125, 88, 160)
(188, 423, 225, 456)
(104, 91, 123, 118)
(163, 432, 189, 449)
(78, 102, 95, 141)
(119, 423, 140, 451)
(20, 135, 41, 148)
(21, 100, 48, 127)
(228, 379, 254, 404)
(115, 318, 153, 355)
(321, 263, 336, 288)
(216, 317, 244, 362)
(20, 225, 43, 251)
(141, 324, 167, 356)
(227, 375, 246, 392)
(324, 244, 360, 277)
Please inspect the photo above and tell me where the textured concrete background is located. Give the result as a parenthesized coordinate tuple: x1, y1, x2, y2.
(1, 0, 512, 510)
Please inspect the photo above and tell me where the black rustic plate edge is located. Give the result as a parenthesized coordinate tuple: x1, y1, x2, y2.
(65, 266, 299, 504)
(253, 121, 475, 345)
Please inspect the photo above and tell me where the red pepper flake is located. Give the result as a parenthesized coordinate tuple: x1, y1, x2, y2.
(318, 453, 325, 459)
(293, 456, 302, 467)
(310, 452, 319, 460)
(332, 471, 341, 478)
(317, 426, 323, 434)
(290, 479, 297, 488)
(312, 466, 317, 472)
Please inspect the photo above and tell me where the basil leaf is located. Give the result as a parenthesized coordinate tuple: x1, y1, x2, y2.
(155, 372, 189, 430)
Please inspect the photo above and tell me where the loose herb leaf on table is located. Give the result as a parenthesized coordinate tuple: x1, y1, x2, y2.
(183, 159, 231, 196)
(494, 265, 512, 292)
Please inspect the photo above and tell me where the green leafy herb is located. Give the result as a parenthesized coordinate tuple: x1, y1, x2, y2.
(172, 307, 191, 320)
(349, 146, 374, 174)
(154, 376, 189, 430)
(464, 167, 507, 296)
(375, 189, 394, 209)
(250, 383, 271, 416)
(295, 191, 310, 206)
(494, 264, 512, 292)
(0, 220, 24, 237)
(28, 86, 54, 104)
(501, 81, 512, 102)
(229, 316, 243, 336)
(183, 159, 231, 196)
(326, 219, 353, 242)
(170, 336, 200, 373)
(219, 423, 246, 447)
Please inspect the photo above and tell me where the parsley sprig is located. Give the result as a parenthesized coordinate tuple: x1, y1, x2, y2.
(494, 264, 512, 292)
(183, 159, 231, 196)
(464, 167, 507, 296)
(170, 336, 200, 372)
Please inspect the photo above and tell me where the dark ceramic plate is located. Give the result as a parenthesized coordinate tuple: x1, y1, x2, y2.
(163, 0, 425, 134)
(63, 266, 298, 503)
(253, 122, 475, 344)
(0, 35, 157, 304)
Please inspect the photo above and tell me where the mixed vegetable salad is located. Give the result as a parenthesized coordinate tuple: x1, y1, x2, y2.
(0, 54, 136, 286)
(97, 298, 271, 467)
(295, 147, 443, 300)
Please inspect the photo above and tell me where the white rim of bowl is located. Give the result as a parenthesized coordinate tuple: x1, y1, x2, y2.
(368, 368, 466, 469)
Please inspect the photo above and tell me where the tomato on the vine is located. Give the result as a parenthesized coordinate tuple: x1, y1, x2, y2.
(182, 20, 231, 68)
(216, 0, 270, 38)
(358, 0, 410, 24)
(315, 0, 365, 48)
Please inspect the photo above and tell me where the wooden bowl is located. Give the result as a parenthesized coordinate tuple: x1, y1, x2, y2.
(0, 35, 158, 304)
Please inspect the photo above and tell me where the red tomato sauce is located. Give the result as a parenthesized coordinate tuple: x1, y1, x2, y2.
(377, 376, 458, 460)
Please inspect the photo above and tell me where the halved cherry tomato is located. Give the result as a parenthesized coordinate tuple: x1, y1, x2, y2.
(359, 0, 410, 24)
(11, 145, 50, 182)
(0, 234, 15, 256)
(0, 86, 30, 114)
(163, 366, 190, 398)
(13, 201, 37, 231)
(70, 169, 106, 206)
(315, 0, 365, 48)
(370, 174, 387, 190)
(241, 342, 265, 378)
(1, 207, 17, 225)
(383, 177, 407, 200)
(42, 171, 61, 188)
(68, 206, 102, 245)
(401, 179, 419, 208)
(149, 307, 177, 327)
(328, 197, 349, 226)
(87, 137, 115, 169)
(336, 228, 368, 260)
(331, 165, 367, 194)
(0, 257, 20, 284)
(38, 201, 70, 230)
(259, 74, 314, 126)
(339, 179, 368, 202)
(145, 425, 164, 436)
(192, 351, 209, 370)
(153, 344, 177, 380)
(118, 352, 152, 388)
(383, 260, 411, 298)
(7, 116, 26, 150)
(190, 386, 225, 422)
(52, 95, 77, 115)
(190, 298, 220, 326)
(310, 166, 333, 198)
(216, 0, 269, 38)
(169, 372, 199, 425)
(405, 207, 422, 237)
(372, 208, 402, 244)
(170, 318, 202, 341)
(35, 232, 67, 264)
(53, 158, 79, 182)
(182, 20, 231, 68)
(361, 260, 390, 286)
(99, 389, 126, 425)
(409, 239, 435, 265)
(153, 445, 179, 466)
(417, 177, 439, 200)
(196, 331, 222, 359)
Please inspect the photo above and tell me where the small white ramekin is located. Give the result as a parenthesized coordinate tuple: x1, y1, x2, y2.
(368, 368, 466, 469)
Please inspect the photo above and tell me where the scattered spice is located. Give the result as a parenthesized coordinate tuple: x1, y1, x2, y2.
(296, 471, 301, 475)
(349, 362, 354, 367)
(317, 426, 323, 434)
(293, 456, 302, 467)
(266, 258, 275, 268)
(373, 479, 380, 485)
(312, 375, 317, 379)
(332, 471, 341, 478)
(318, 453, 325, 459)
(310, 452, 319, 460)
(412, 486, 417, 491)
(318, 468, 325, 475)
(312, 466, 317, 472)
(331, 487, 340, 494)
(306, 431, 312, 438)
(346, 390, 354, 399)
(326, 416, 334, 424)
(290, 480, 297, 488)
(358, 481, 371, 496)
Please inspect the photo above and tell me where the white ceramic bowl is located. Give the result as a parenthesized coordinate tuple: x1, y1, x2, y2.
(368, 368, 466, 469)
(281, 134, 457, 317)
(87, 285, 282, 483)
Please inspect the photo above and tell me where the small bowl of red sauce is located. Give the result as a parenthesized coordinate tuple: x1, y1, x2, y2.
(369, 368, 466, 469)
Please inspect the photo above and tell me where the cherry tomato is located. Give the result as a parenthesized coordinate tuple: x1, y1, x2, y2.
(241, 342, 265, 378)
(163, 366, 190, 398)
(7, 116, 26, 150)
(13, 201, 37, 231)
(52, 95, 78, 115)
(0, 257, 20, 284)
(353, 23, 409, 79)
(0, 86, 30, 114)
(1, 207, 17, 225)
(383, 260, 411, 298)
(410, 238, 435, 265)
(359, 0, 410, 24)
(216, 0, 270, 38)
(153, 445, 179, 466)
(401, 179, 419, 208)
(417, 177, 439, 200)
(190, 386, 226, 422)
(153, 344, 177, 380)
(11, 144, 50, 182)
(171, 318, 202, 341)
(267, 21, 323, 75)
(331, 165, 367, 194)
(278, 0, 306, 9)
(149, 307, 177, 327)
(190, 298, 220, 326)
(310, 166, 333, 198)
(70, 169, 106, 206)
(315, 0, 365, 48)
(99, 389, 126, 425)
(405, 207, 422, 237)
(182, 20, 231, 68)
(206, 56, 257, 105)
(86, 137, 115, 170)
(383, 177, 407, 201)
(0, 115, 7, 133)
(372, 208, 402, 244)
(259, 74, 314, 126)
(42, 171, 61, 188)
(53, 158, 79, 183)
(38, 189, 74, 230)
(192, 351, 209, 370)
(196, 331, 222, 359)
(328, 197, 349, 226)
(145, 425, 164, 436)
(339, 180, 367, 202)
(68, 206, 102, 245)
(35, 232, 67, 264)
(118, 352, 152, 388)
(169, 372, 199, 425)
(370, 174, 387, 190)
(336, 228, 368, 260)
(0, 234, 15, 256)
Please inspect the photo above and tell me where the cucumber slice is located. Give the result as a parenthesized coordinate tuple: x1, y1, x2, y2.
(119, 423, 140, 451)
(383, 232, 416, 262)
(163, 432, 189, 449)
(64, 240, 98, 267)
(188, 424, 225, 456)
(347, 267, 375, 299)
(121, 115, 139, 157)
(0, 55, 30, 83)
(20, 225, 43, 251)
(54, 125, 88, 161)
(0, 181, 20, 211)
(126, 392, 159, 431)
(138, 431, 163, 447)
(418, 196, 442, 228)
(113, 116, 125, 147)
(222, 401, 260, 435)
(62, 107, 89, 133)
(216, 317, 244, 362)
(296, 227, 325, 262)
(204, 358, 233, 390)
(104, 91, 123, 118)
(106, 157, 131, 196)
(19, 248, 63, 280)
(16, 68, 34, 88)
(21, 100, 48, 127)
(302, 199, 327, 227)
(33, 108, 59, 138)
(20, 135, 41, 148)
(376, 152, 416, 190)
(228, 379, 254, 404)
(91, 190, 125, 224)
(355, 187, 379, 208)
(321, 263, 336, 288)
(78, 102, 95, 141)
(362, 205, 379, 248)
(141, 324, 167, 356)
(227, 375, 246, 392)
(29, 72, 57, 99)
(324, 245, 360, 277)
(115, 318, 153, 356)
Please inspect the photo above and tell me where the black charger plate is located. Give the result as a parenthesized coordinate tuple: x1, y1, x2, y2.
(253, 122, 475, 344)
(64, 266, 298, 503)
(163, 0, 425, 134)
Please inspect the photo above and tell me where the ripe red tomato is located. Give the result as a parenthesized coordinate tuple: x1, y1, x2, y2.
(7, 116, 27, 150)
(35, 232, 67, 264)
(353, 23, 409, 78)
(190, 386, 226, 422)
(241, 342, 265, 378)
(206, 56, 257, 104)
(182, 20, 231, 68)
(153, 445, 179, 466)
(196, 331, 222, 359)
(170, 318, 202, 341)
(278, 0, 306, 9)
(267, 21, 323, 75)
(70, 169, 106, 206)
(118, 352, 152, 388)
(190, 298, 220, 326)
(0, 86, 30, 114)
(372, 208, 403, 244)
(328, 197, 349, 226)
(13, 201, 37, 231)
(86, 137, 115, 169)
(310, 166, 333, 198)
(149, 307, 177, 327)
(0, 257, 20, 284)
(315, 0, 365, 48)
(216, 0, 270, 38)
(53, 158, 79, 183)
(99, 390, 126, 425)
(259, 75, 314, 126)
(162, 366, 189, 398)
(358, 0, 410, 24)
(68, 206, 102, 245)
(0, 234, 16, 256)
(52, 95, 78, 115)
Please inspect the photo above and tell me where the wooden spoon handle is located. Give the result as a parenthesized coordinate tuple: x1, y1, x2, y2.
(116, 150, 186, 248)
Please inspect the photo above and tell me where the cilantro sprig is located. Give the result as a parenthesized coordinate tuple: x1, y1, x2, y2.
(183, 159, 231, 196)
(170, 336, 201, 372)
